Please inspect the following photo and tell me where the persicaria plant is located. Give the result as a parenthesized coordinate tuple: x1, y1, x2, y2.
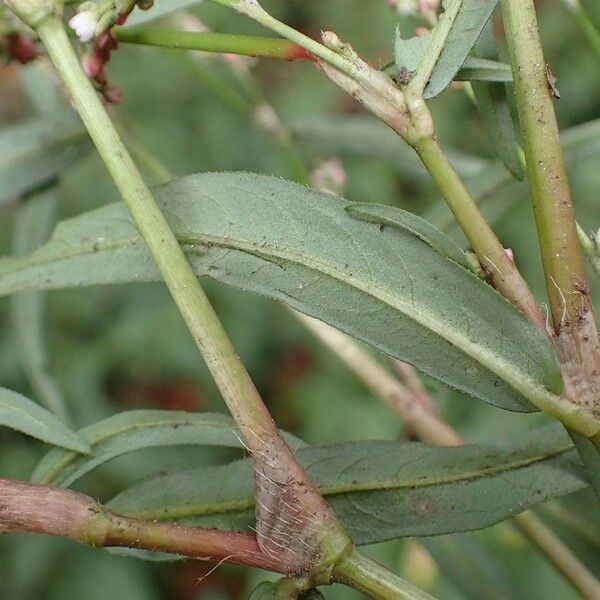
(0, 0, 599, 598)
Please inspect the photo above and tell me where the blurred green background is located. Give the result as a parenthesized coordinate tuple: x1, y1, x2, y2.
(0, 0, 599, 598)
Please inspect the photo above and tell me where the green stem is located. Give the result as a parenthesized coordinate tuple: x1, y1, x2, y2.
(36, 14, 349, 574)
(334, 550, 437, 600)
(113, 27, 312, 61)
(209, 0, 357, 77)
(501, 0, 600, 420)
(413, 135, 546, 331)
(405, 0, 462, 95)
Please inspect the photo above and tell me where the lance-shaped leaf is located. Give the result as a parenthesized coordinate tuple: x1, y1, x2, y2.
(0, 387, 89, 453)
(395, 0, 499, 98)
(454, 57, 512, 83)
(0, 173, 563, 414)
(472, 80, 524, 180)
(108, 425, 586, 543)
(11, 189, 70, 422)
(31, 409, 304, 487)
(0, 110, 91, 205)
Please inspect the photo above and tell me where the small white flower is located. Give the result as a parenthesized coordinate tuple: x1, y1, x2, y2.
(69, 10, 98, 43)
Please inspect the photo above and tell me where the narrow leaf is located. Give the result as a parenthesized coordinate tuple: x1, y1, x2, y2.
(455, 57, 512, 83)
(108, 425, 586, 543)
(0, 387, 89, 453)
(0, 173, 563, 414)
(395, 0, 499, 99)
(472, 80, 524, 180)
(0, 111, 91, 205)
(11, 189, 70, 421)
(31, 409, 304, 487)
(346, 202, 476, 272)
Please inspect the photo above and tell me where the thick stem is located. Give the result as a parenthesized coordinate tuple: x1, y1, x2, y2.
(113, 27, 313, 61)
(501, 0, 600, 420)
(36, 15, 350, 575)
(333, 550, 437, 600)
(0, 479, 282, 572)
(414, 135, 546, 331)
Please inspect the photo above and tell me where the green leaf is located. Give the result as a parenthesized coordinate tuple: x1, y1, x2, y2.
(395, 0, 499, 99)
(346, 202, 477, 272)
(472, 80, 524, 180)
(454, 57, 512, 83)
(31, 409, 304, 487)
(568, 429, 600, 500)
(384, 56, 512, 84)
(420, 534, 518, 600)
(108, 425, 586, 543)
(0, 173, 563, 413)
(0, 110, 91, 205)
(0, 387, 89, 453)
(11, 189, 70, 422)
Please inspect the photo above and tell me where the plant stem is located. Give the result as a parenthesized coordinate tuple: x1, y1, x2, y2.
(413, 135, 546, 331)
(36, 15, 350, 575)
(113, 27, 313, 61)
(405, 0, 462, 96)
(514, 511, 600, 600)
(501, 0, 600, 420)
(0, 478, 283, 572)
(334, 550, 437, 600)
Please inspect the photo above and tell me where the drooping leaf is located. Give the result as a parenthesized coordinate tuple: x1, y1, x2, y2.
(290, 115, 489, 179)
(420, 533, 518, 600)
(346, 202, 476, 272)
(472, 79, 524, 180)
(31, 409, 304, 487)
(395, 0, 499, 99)
(0, 173, 564, 413)
(0, 387, 89, 453)
(11, 189, 70, 422)
(0, 110, 91, 206)
(108, 424, 586, 543)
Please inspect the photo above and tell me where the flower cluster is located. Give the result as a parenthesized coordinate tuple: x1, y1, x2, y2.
(68, 0, 152, 103)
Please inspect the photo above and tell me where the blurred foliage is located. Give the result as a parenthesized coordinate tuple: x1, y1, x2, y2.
(0, 1, 599, 599)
